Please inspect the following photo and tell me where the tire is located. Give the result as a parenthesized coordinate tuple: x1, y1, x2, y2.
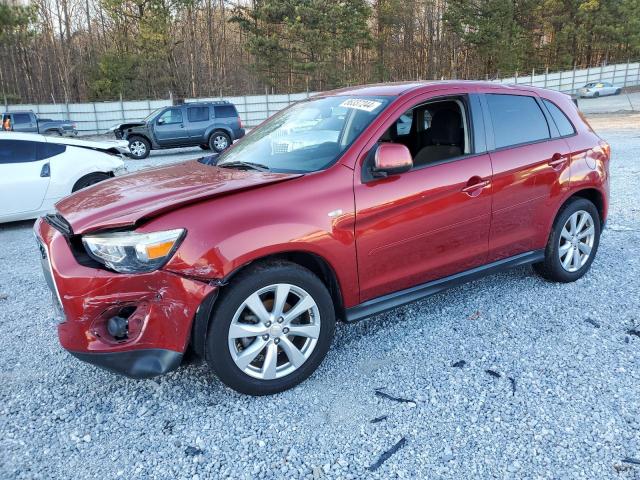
(208, 131, 231, 153)
(44, 129, 62, 136)
(72, 172, 110, 192)
(205, 261, 335, 395)
(533, 198, 601, 283)
(199, 144, 211, 150)
(615, 88, 622, 95)
(127, 135, 151, 159)
(594, 92, 600, 98)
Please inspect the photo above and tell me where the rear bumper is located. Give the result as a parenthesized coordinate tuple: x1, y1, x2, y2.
(70, 349, 183, 378)
(34, 217, 216, 377)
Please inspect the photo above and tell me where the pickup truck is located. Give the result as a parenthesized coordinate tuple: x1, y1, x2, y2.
(2, 111, 77, 137)
(112, 101, 245, 159)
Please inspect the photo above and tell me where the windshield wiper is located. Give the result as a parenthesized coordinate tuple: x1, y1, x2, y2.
(218, 161, 270, 172)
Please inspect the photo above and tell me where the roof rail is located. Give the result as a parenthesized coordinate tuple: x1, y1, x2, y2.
(184, 100, 231, 105)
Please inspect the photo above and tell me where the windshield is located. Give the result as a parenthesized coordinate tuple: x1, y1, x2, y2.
(215, 96, 393, 173)
(143, 107, 165, 122)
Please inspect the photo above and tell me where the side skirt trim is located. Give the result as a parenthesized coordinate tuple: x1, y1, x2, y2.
(345, 250, 545, 322)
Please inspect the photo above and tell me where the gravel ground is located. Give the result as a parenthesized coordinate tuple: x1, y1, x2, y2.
(1, 113, 639, 479)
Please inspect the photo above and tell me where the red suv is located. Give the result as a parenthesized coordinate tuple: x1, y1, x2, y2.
(35, 82, 610, 395)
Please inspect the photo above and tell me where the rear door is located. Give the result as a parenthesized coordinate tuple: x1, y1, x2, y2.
(154, 107, 189, 146)
(0, 139, 50, 216)
(479, 90, 572, 261)
(353, 90, 493, 302)
(186, 105, 212, 144)
(12, 113, 38, 133)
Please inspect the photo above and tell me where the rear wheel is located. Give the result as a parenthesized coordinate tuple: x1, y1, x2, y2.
(72, 172, 110, 192)
(206, 262, 335, 395)
(533, 198, 601, 282)
(615, 88, 622, 95)
(208, 131, 231, 153)
(127, 136, 150, 159)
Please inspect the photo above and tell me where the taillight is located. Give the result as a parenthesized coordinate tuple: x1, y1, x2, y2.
(598, 140, 610, 160)
(238, 116, 243, 129)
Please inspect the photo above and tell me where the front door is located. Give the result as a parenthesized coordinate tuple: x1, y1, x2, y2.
(354, 92, 493, 302)
(0, 139, 50, 216)
(155, 107, 189, 146)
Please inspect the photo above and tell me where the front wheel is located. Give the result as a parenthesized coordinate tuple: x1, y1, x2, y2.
(209, 132, 231, 153)
(127, 136, 151, 159)
(533, 198, 601, 282)
(206, 262, 335, 395)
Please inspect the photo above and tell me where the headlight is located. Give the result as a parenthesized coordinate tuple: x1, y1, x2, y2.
(82, 229, 185, 273)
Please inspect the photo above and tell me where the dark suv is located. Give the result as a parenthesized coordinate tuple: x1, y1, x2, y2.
(114, 101, 245, 159)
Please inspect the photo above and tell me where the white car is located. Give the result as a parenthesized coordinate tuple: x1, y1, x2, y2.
(577, 82, 622, 98)
(0, 132, 128, 223)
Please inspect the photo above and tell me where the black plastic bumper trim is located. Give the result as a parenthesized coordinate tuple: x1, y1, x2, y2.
(69, 348, 183, 379)
(345, 249, 545, 322)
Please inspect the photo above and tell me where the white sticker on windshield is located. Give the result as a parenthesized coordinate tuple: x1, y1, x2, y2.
(339, 99, 382, 112)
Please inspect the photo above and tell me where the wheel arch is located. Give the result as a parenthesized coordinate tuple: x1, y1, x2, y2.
(206, 126, 234, 142)
(188, 250, 346, 359)
(71, 171, 112, 192)
(564, 188, 605, 225)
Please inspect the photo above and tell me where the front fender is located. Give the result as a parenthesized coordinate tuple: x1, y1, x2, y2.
(145, 165, 360, 308)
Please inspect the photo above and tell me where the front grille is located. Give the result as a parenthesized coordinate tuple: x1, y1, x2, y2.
(45, 213, 73, 236)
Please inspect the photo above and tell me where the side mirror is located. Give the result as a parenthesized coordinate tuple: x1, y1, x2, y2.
(372, 143, 413, 178)
(157, 118, 165, 125)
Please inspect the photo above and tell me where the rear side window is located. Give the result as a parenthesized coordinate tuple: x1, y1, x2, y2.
(543, 100, 575, 137)
(215, 105, 237, 118)
(0, 140, 37, 164)
(486, 94, 550, 148)
(13, 113, 31, 123)
(187, 106, 209, 122)
(37, 142, 66, 160)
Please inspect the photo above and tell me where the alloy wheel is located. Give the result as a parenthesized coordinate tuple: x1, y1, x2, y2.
(227, 283, 321, 380)
(558, 210, 595, 272)
(130, 141, 146, 157)
(213, 135, 228, 150)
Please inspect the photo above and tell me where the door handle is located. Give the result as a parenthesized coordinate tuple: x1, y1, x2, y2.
(462, 178, 490, 196)
(548, 153, 568, 170)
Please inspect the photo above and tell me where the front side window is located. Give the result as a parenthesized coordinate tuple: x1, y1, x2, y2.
(215, 96, 392, 173)
(377, 98, 470, 168)
(0, 140, 37, 164)
(158, 108, 183, 125)
(486, 94, 549, 148)
(543, 99, 575, 137)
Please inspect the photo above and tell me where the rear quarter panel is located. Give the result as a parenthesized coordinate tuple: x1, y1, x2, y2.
(539, 91, 609, 225)
(45, 147, 122, 201)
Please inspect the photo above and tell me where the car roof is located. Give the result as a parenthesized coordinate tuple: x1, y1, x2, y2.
(2, 110, 34, 114)
(0, 131, 47, 142)
(318, 80, 563, 98)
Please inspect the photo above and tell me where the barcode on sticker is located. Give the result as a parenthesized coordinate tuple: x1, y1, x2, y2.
(339, 99, 383, 112)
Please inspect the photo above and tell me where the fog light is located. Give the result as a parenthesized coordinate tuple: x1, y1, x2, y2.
(107, 316, 129, 340)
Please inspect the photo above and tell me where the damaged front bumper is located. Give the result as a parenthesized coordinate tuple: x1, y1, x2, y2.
(34, 217, 216, 378)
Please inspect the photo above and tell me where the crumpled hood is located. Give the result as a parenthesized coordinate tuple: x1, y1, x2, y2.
(55, 159, 301, 234)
